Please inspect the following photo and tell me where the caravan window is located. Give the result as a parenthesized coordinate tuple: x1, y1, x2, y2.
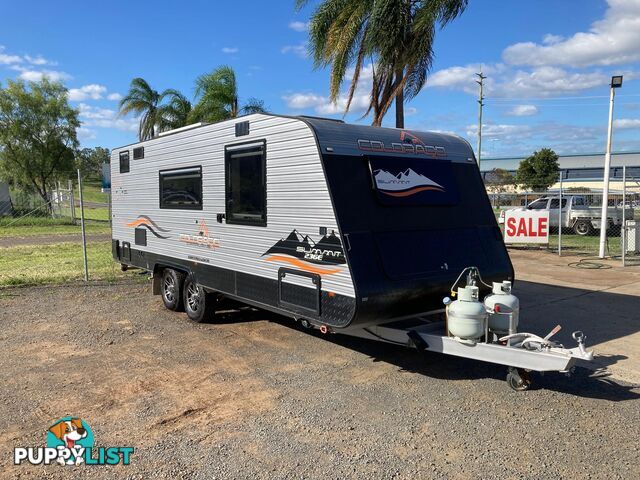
(119, 151, 130, 173)
(225, 142, 267, 226)
(159, 166, 203, 210)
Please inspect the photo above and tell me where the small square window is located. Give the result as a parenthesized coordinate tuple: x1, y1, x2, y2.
(133, 147, 144, 159)
(119, 151, 130, 173)
(235, 121, 250, 137)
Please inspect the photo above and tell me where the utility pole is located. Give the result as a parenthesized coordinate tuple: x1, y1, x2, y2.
(475, 70, 486, 170)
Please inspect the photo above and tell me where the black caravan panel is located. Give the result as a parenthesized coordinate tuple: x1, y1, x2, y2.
(300, 118, 513, 326)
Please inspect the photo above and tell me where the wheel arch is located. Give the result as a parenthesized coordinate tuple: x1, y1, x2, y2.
(151, 262, 192, 295)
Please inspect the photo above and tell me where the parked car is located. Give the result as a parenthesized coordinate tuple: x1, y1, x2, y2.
(498, 195, 634, 236)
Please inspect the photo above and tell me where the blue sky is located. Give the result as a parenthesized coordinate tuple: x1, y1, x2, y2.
(1, 0, 639, 158)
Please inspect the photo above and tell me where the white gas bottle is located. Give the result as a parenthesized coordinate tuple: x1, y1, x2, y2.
(484, 281, 519, 334)
(446, 285, 487, 340)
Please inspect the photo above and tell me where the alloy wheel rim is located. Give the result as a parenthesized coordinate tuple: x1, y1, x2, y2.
(187, 283, 201, 312)
(164, 276, 175, 303)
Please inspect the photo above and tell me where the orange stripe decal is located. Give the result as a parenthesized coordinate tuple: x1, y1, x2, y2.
(126, 218, 152, 228)
(382, 185, 444, 197)
(265, 255, 344, 275)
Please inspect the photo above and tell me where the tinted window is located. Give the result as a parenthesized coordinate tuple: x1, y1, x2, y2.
(549, 198, 567, 208)
(225, 142, 266, 226)
(159, 167, 202, 210)
(119, 151, 130, 173)
(528, 199, 547, 210)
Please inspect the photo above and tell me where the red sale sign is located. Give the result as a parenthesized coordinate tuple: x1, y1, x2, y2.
(503, 210, 550, 244)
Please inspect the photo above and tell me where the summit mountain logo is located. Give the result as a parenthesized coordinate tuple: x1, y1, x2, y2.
(263, 229, 346, 275)
(374, 168, 445, 197)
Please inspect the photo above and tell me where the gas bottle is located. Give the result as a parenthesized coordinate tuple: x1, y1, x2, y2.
(446, 285, 487, 340)
(484, 281, 519, 334)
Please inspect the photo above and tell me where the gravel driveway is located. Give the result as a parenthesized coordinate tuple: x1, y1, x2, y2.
(0, 283, 638, 479)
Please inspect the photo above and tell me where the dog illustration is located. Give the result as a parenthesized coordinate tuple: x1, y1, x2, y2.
(48, 418, 87, 465)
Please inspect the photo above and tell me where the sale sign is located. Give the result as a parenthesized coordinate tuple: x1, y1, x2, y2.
(503, 210, 550, 244)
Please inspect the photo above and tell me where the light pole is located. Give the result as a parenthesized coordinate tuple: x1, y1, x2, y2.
(598, 75, 623, 259)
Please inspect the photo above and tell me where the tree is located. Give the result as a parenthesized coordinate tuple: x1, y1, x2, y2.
(76, 146, 110, 181)
(484, 168, 514, 206)
(118, 78, 177, 141)
(157, 91, 192, 133)
(298, 0, 468, 127)
(190, 66, 267, 123)
(515, 148, 560, 192)
(0, 79, 79, 210)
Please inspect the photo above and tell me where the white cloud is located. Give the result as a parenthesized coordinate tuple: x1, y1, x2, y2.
(503, 0, 640, 67)
(405, 107, 418, 116)
(289, 21, 310, 32)
(77, 127, 97, 140)
(24, 54, 55, 66)
(16, 68, 71, 82)
(427, 63, 619, 98)
(466, 123, 533, 140)
(107, 92, 123, 101)
(221, 47, 239, 54)
(0, 45, 22, 65)
(542, 34, 564, 45)
(614, 118, 640, 129)
(77, 103, 138, 132)
(283, 63, 374, 115)
(283, 93, 326, 109)
(68, 84, 107, 101)
(0, 46, 55, 66)
(281, 43, 307, 58)
(506, 105, 538, 116)
(283, 91, 371, 115)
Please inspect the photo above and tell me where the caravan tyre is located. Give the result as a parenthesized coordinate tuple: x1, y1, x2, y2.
(161, 269, 185, 311)
(183, 276, 213, 323)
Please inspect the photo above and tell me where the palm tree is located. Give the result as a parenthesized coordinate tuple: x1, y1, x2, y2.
(118, 78, 178, 140)
(298, 0, 468, 128)
(190, 66, 267, 123)
(157, 90, 192, 133)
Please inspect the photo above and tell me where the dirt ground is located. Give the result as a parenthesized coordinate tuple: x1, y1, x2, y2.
(0, 251, 639, 479)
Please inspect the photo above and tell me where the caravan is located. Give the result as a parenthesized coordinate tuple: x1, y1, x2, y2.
(111, 114, 593, 390)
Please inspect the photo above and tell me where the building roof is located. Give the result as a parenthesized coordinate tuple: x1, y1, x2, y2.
(481, 151, 640, 172)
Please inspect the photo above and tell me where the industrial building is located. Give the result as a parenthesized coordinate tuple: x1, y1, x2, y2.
(481, 151, 640, 192)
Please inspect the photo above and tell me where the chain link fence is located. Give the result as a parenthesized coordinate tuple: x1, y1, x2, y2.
(491, 169, 640, 267)
(0, 174, 139, 287)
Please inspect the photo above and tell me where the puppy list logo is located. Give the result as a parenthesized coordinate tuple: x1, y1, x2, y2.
(14, 417, 134, 466)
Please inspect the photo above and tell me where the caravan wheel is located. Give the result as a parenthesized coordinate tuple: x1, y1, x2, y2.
(161, 269, 185, 311)
(183, 276, 213, 323)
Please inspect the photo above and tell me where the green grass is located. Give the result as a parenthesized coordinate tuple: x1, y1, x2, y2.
(76, 182, 109, 204)
(0, 217, 111, 237)
(548, 232, 623, 256)
(0, 241, 138, 286)
(81, 206, 110, 222)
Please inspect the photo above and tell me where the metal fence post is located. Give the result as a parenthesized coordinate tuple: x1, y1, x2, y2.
(77, 169, 89, 282)
(68, 179, 76, 222)
(558, 171, 563, 256)
(622, 165, 626, 267)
